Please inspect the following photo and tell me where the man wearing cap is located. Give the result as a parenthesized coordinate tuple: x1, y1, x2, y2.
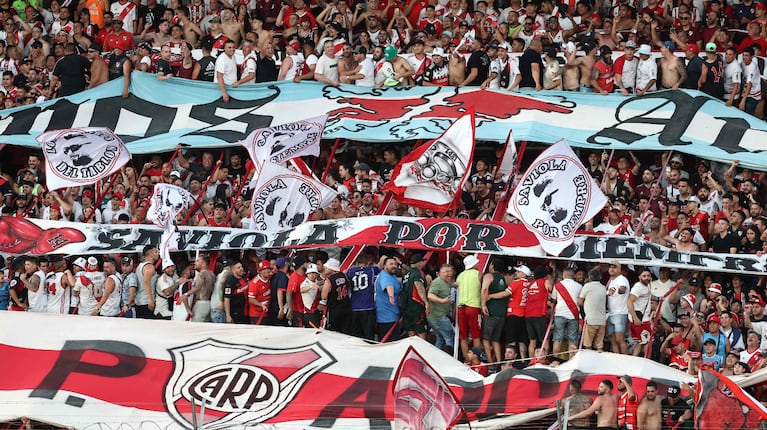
(657, 44, 686, 90)
(661, 385, 693, 429)
(699, 42, 724, 100)
(319, 258, 352, 334)
(480, 257, 511, 364)
(120, 256, 138, 317)
(268, 257, 290, 326)
(86, 45, 108, 89)
(681, 43, 704, 90)
(102, 191, 130, 224)
(399, 253, 429, 339)
(279, 39, 305, 82)
(456, 254, 482, 358)
(614, 40, 638, 96)
(45, 256, 73, 314)
(300, 263, 323, 327)
(345, 45, 374, 86)
(665, 335, 691, 371)
(568, 380, 618, 429)
(247, 260, 272, 325)
(73, 256, 104, 316)
(154, 260, 181, 320)
(632, 44, 656, 96)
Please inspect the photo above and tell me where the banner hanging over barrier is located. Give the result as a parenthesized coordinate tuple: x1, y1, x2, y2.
(4, 216, 767, 274)
(0, 312, 696, 429)
(1, 73, 766, 167)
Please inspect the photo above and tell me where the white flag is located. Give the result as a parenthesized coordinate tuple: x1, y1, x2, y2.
(146, 184, 195, 265)
(241, 115, 327, 172)
(507, 139, 608, 256)
(38, 127, 131, 191)
(249, 162, 337, 231)
(497, 131, 517, 184)
(383, 112, 475, 211)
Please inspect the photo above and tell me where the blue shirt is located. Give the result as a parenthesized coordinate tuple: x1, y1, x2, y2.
(348, 266, 379, 312)
(375, 270, 401, 323)
(702, 332, 727, 358)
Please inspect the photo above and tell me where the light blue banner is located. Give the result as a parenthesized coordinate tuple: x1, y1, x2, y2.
(1, 72, 766, 168)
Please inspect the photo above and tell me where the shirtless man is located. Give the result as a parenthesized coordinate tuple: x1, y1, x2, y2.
(568, 41, 597, 92)
(391, 50, 415, 84)
(140, 19, 172, 46)
(250, 17, 272, 51)
(449, 50, 466, 85)
(658, 44, 686, 90)
(561, 45, 580, 91)
(87, 46, 108, 88)
(568, 379, 618, 429)
(337, 43, 357, 81)
(176, 8, 204, 46)
(221, 8, 245, 46)
(637, 381, 662, 430)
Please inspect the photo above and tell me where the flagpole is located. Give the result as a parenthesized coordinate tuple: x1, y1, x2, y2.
(85, 172, 120, 224)
(600, 149, 615, 189)
(225, 167, 253, 225)
(320, 138, 341, 183)
(654, 150, 674, 190)
(180, 154, 224, 226)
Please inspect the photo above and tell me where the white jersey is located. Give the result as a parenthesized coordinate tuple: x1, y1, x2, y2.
(553, 278, 583, 319)
(74, 271, 106, 316)
(110, 1, 138, 34)
(724, 59, 742, 99)
(155, 273, 178, 318)
(172, 280, 195, 321)
(743, 60, 762, 100)
(283, 53, 304, 81)
(356, 58, 375, 87)
(239, 52, 257, 84)
(100, 274, 123, 317)
(635, 57, 657, 92)
(45, 271, 70, 314)
(27, 269, 48, 312)
(374, 60, 395, 86)
(606, 274, 630, 316)
(629, 281, 651, 323)
(491, 57, 520, 90)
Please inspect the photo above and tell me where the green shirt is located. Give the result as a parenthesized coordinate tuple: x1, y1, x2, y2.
(486, 272, 508, 317)
(428, 277, 452, 320)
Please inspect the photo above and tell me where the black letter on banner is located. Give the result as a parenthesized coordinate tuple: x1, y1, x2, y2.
(176, 230, 213, 249)
(463, 224, 503, 252)
(125, 228, 163, 250)
(635, 241, 668, 261)
(603, 237, 637, 260)
(206, 231, 230, 249)
(301, 224, 338, 245)
(422, 223, 461, 249)
(666, 251, 684, 264)
(578, 236, 602, 260)
(311, 366, 391, 428)
(382, 220, 424, 245)
(229, 232, 267, 249)
(587, 92, 754, 154)
(88, 229, 131, 251)
(91, 97, 179, 142)
(724, 256, 760, 272)
(30, 340, 146, 399)
(271, 229, 294, 248)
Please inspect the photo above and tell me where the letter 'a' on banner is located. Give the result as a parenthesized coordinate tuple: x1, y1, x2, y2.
(37, 127, 131, 191)
(393, 346, 463, 430)
(383, 111, 476, 212)
(241, 114, 328, 173)
(507, 139, 608, 256)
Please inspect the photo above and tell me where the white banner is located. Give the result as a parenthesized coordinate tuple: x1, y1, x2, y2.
(38, 127, 131, 191)
(249, 162, 338, 231)
(507, 139, 609, 256)
(146, 184, 196, 264)
(241, 114, 327, 172)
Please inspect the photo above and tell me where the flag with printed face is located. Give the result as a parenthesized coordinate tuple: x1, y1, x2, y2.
(146, 184, 195, 265)
(695, 369, 767, 429)
(392, 346, 463, 430)
(384, 112, 475, 212)
(249, 161, 337, 231)
(38, 127, 131, 191)
(241, 115, 327, 172)
(507, 139, 608, 256)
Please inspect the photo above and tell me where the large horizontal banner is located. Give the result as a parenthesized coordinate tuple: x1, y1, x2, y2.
(0, 73, 766, 167)
(4, 216, 767, 274)
(0, 312, 695, 429)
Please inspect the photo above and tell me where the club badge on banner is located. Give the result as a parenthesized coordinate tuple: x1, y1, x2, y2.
(146, 184, 195, 264)
(241, 114, 327, 172)
(249, 161, 337, 231)
(384, 112, 475, 211)
(507, 139, 609, 256)
(38, 127, 131, 191)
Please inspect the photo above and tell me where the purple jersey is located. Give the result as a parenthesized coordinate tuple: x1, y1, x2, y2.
(347, 265, 379, 312)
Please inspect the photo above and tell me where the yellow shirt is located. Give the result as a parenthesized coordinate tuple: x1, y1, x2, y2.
(456, 268, 481, 308)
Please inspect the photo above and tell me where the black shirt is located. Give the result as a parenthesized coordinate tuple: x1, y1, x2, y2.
(156, 58, 172, 77)
(256, 56, 277, 83)
(683, 56, 704, 90)
(269, 271, 289, 314)
(711, 231, 739, 253)
(52, 53, 89, 96)
(701, 56, 725, 99)
(223, 274, 248, 323)
(661, 397, 693, 430)
(197, 55, 216, 81)
(466, 50, 490, 86)
(518, 48, 543, 88)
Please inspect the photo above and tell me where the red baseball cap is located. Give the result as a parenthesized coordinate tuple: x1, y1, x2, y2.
(686, 44, 699, 54)
(258, 260, 271, 271)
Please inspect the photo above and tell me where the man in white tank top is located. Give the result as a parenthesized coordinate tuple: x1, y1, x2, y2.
(21, 257, 47, 312)
(96, 257, 123, 317)
(46, 256, 73, 314)
(73, 256, 106, 316)
(279, 40, 305, 82)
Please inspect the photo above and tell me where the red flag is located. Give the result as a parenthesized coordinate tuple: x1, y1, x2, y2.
(695, 368, 767, 429)
(383, 112, 475, 211)
(393, 346, 463, 430)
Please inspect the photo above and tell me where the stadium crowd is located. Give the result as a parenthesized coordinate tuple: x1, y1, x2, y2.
(0, 0, 766, 425)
